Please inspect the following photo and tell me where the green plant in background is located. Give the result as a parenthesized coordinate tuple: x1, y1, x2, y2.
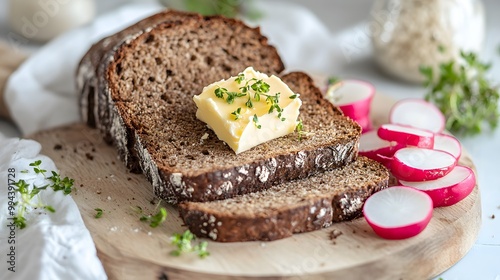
(161, 0, 262, 19)
(420, 51, 500, 136)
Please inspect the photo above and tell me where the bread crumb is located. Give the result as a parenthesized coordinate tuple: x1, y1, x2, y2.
(329, 229, 343, 240)
(260, 243, 266, 247)
(107, 196, 112, 201)
(110, 226, 118, 232)
(96, 190, 102, 194)
(148, 232, 152, 236)
(53, 144, 63, 150)
(85, 153, 94, 160)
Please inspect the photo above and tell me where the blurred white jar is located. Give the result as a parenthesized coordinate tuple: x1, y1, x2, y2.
(371, 0, 485, 83)
(8, 0, 96, 42)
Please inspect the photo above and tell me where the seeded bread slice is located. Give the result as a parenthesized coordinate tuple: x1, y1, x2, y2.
(179, 156, 389, 242)
(77, 10, 201, 134)
(79, 12, 361, 203)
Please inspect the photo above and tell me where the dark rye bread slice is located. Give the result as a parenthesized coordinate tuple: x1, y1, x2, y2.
(81, 12, 361, 203)
(77, 10, 204, 131)
(78, 11, 285, 172)
(112, 70, 360, 203)
(179, 156, 389, 242)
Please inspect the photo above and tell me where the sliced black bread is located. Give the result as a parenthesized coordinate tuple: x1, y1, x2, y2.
(78, 12, 361, 204)
(179, 156, 389, 242)
(77, 10, 202, 134)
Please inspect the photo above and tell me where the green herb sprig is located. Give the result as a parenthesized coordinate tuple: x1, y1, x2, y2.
(295, 119, 313, 141)
(140, 207, 168, 228)
(420, 51, 500, 136)
(214, 87, 246, 104)
(12, 160, 74, 229)
(170, 230, 210, 258)
(94, 208, 103, 219)
(214, 72, 298, 127)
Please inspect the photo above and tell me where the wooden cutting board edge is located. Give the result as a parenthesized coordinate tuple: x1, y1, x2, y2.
(28, 93, 482, 280)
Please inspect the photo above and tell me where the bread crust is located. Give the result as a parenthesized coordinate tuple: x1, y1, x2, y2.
(179, 157, 389, 242)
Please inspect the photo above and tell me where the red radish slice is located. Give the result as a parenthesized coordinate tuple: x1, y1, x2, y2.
(390, 99, 445, 133)
(433, 133, 462, 159)
(363, 186, 433, 239)
(359, 130, 403, 166)
(391, 147, 457, 181)
(326, 80, 375, 132)
(378, 124, 434, 148)
(399, 166, 475, 207)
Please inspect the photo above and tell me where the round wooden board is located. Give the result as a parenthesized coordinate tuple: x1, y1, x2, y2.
(29, 94, 481, 280)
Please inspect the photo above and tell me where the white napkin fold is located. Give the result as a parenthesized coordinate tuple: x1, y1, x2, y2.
(0, 136, 107, 280)
(2, 1, 354, 279)
(5, 3, 163, 136)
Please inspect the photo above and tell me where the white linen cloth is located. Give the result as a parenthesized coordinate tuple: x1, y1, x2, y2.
(1, 1, 354, 279)
(0, 137, 107, 280)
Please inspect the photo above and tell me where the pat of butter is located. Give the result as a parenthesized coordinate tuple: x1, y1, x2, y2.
(193, 67, 302, 154)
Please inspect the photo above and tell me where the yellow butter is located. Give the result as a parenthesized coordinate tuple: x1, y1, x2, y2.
(193, 67, 302, 154)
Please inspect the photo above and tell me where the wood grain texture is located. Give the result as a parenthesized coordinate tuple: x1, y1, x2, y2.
(29, 94, 481, 280)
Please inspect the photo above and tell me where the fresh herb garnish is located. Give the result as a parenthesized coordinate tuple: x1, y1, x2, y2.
(296, 119, 305, 140)
(140, 207, 167, 228)
(420, 51, 500, 136)
(252, 114, 261, 129)
(170, 230, 210, 258)
(94, 208, 103, 219)
(12, 160, 74, 229)
(231, 107, 242, 120)
(327, 76, 340, 86)
(214, 72, 297, 125)
(214, 87, 246, 104)
(235, 73, 245, 84)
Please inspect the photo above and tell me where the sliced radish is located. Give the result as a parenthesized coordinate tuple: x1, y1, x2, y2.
(390, 99, 445, 133)
(326, 80, 375, 132)
(359, 130, 403, 166)
(377, 124, 434, 148)
(391, 147, 457, 181)
(363, 186, 433, 239)
(399, 166, 475, 207)
(433, 133, 462, 159)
